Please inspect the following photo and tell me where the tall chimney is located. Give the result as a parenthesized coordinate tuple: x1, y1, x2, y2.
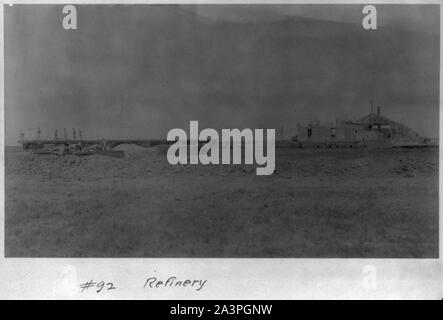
(377, 106, 381, 115)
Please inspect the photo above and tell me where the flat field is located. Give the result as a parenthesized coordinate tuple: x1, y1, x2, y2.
(4, 145, 438, 257)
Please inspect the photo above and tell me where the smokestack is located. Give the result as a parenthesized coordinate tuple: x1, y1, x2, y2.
(377, 106, 381, 116)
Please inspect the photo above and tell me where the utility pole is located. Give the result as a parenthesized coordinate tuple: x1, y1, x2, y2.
(37, 127, 41, 140)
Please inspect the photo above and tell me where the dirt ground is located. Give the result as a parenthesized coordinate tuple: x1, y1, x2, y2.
(4, 145, 438, 257)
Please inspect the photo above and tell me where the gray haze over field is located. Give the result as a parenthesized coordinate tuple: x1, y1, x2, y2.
(4, 4, 440, 145)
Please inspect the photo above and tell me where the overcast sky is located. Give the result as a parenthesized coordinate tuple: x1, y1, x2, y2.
(4, 4, 440, 145)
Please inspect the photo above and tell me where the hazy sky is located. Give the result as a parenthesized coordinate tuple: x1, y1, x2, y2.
(4, 4, 440, 145)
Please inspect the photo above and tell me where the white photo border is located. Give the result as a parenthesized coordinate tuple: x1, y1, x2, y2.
(0, 0, 441, 300)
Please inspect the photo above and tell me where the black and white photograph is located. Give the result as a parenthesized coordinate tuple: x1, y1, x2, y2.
(0, 1, 442, 300)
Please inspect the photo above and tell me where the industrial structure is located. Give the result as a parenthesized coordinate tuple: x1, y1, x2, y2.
(18, 128, 169, 156)
(295, 106, 427, 147)
(18, 105, 432, 155)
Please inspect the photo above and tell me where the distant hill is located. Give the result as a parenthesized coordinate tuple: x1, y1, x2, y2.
(5, 5, 439, 144)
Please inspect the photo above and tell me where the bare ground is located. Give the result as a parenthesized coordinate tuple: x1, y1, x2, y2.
(4, 146, 438, 257)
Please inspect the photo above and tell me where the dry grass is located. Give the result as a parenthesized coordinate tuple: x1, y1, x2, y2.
(5, 146, 438, 257)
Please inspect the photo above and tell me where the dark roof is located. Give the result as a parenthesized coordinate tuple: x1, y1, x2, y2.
(344, 121, 365, 126)
(356, 113, 392, 125)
